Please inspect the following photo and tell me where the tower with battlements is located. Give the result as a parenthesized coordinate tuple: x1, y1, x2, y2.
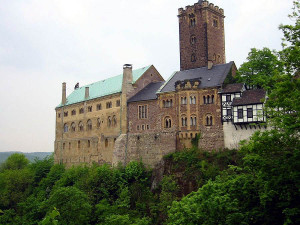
(178, 0, 226, 71)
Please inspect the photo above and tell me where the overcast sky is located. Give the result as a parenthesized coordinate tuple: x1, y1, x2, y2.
(0, 0, 293, 153)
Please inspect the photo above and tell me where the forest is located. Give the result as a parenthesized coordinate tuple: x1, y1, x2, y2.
(0, 1, 299, 224)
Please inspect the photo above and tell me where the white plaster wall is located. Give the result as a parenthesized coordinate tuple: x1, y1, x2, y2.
(223, 122, 269, 149)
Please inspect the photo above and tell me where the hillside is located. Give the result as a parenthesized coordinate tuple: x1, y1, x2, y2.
(0, 151, 52, 164)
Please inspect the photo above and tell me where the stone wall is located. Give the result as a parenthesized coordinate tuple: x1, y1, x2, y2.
(223, 122, 269, 149)
(178, 1, 225, 71)
(126, 132, 176, 168)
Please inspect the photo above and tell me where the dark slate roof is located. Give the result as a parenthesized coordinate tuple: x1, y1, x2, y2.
(158, 61, 234, 93)
(128, 82, 164, 103)
(232, 89, 266, 106)
(221, 83, 244, 93)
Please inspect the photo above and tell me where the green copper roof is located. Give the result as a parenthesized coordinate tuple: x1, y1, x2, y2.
(56, 65, 151, 108)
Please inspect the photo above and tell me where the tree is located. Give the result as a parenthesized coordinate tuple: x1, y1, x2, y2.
(0, 153, 29, 171)
(237, 47, 283, 90)
(47, 186, 91, 225)
(279, 0, 300, 75)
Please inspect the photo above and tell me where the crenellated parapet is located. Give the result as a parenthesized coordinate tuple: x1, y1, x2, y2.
(175, 78, 202, 91)
(178, 0, 224, 17)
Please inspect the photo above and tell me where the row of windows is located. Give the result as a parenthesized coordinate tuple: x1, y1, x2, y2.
(163, 115, 214, 128)
(237, 108, 253, 119)
(62, 138, 116, 150)
(190, 53, 222, 63)
(181, 95, 215, 105)
(58, 100, 120, 118)
(188, 14, 218, 28)
(63, 116, 117, 133)
(137, 124, 150, 131)
(203, 95, 215, 104)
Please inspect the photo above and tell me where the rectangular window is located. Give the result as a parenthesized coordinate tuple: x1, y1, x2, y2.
(227, 109, 232, 116)
(238, 109, 243, 119)
(226, 95, 231, 102)
(247, 108, 253, 118)
(88, 106, 92, 112)
(138, 105, 148, 119)
(71, 110, 76, 115)
(97, 104, 102, 111)
(106, 102, 112, 109)
(116, 100, 120, 107)
(64, 111, 68, 117)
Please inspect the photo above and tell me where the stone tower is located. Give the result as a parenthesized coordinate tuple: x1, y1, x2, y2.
(178, 0, 225, 71)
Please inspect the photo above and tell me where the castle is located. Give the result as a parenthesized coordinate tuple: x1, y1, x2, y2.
(54, 0, 267, 167)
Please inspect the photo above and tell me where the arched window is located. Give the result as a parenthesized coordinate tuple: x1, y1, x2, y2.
(87, 119, 92, 131)
(206, 115, 213, 126)
(79, 121, 84, 131)
(190, 35, 196, 44)
(79, 108, 84, 114)
(181, 116, 187, 127)
(113, 115, 117, 126)
(78, 141, 81, 149)
(189, 14, 196, 27)
(71, 122, 76, 132)
(211, 95, 214, 104)
(207, 95, 210, 104)
(190, 96, 196, 104)
(203, 96, 206, 104)
(108, 116, 112, 127)
(87, 140, 90, 148)
(191, 116, 197, 126)
(64, 123, 68, 133)
(181, 97, 187, 105)
(164, 117, 172, 128)
(97, 118, 101, 128)
(105, 139, 108, 148)
(71, 110, 76, 115)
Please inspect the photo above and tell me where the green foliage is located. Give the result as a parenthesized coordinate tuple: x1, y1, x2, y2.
(0, 153, 29, 171)
(237, 47, 283, 90)
(47, 186, 91, 225)
(279, 0, 300, 75)
(0, 168, 34, 209)
(39, 207, 60, 225)
(168, 130, 300, 225)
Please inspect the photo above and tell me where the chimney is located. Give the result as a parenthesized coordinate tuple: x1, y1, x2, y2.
(123, 64, 133, 85)
(208, 60, 213, 70)
(85, 87, 89, 99)
(62, 82, 66, 105)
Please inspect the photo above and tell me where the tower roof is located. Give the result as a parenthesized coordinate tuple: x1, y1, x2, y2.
(56, 65, 151, 108)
